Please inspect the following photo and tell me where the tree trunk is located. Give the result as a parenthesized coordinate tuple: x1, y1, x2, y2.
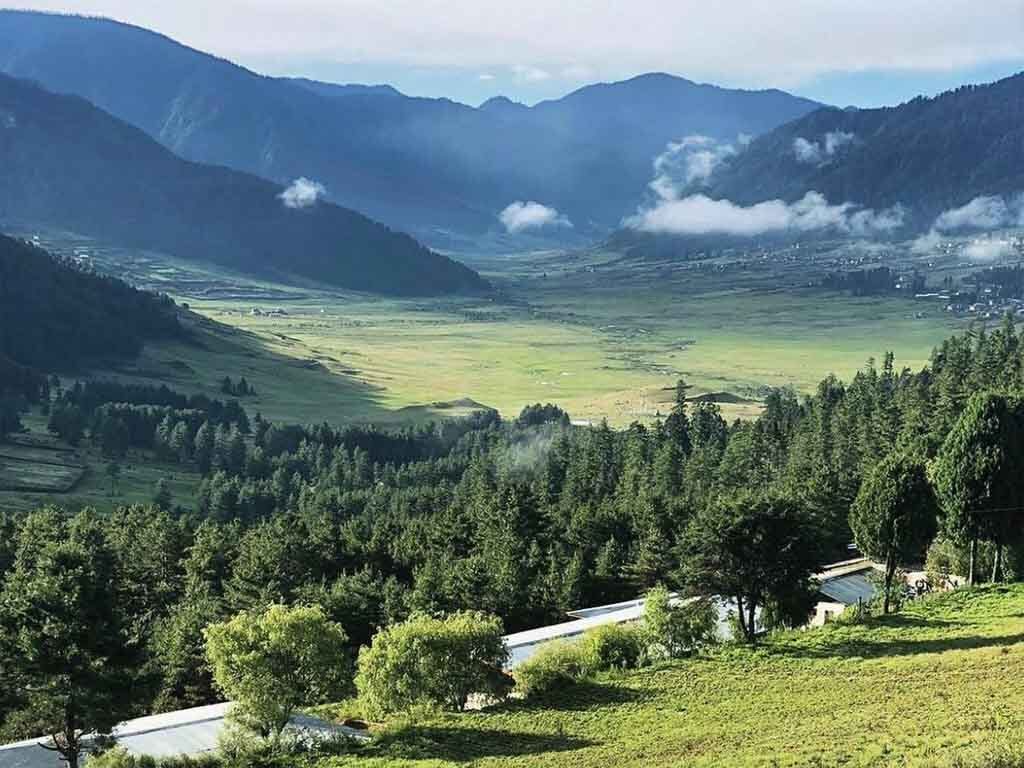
(968, 536, 978, 586)
(747, 599, 757, 644)
(735, 595, 748, 640)
(883, 549, 896, 614)
(992, 540, 1004, 583)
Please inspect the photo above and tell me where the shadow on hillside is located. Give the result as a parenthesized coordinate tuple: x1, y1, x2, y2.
(369, 725, 596, 762)
(770, 613, 1024, 660)
(517, 680, 651, 712)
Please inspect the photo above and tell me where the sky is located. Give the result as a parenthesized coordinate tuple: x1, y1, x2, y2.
(10, 0, 1024, 107)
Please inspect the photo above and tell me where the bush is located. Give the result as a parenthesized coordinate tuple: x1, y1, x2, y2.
(204, 604, 351, 743)
(578, 623, 645, 672)
(643, 586, 717, 659)
(89, 748, 220, 768)
(355, 611, 510, 717)
(513, 640, 592, 698)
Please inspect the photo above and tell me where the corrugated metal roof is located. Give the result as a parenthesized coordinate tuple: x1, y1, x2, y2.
(818, 571, 877, 605)
(0, 702, 367, 768)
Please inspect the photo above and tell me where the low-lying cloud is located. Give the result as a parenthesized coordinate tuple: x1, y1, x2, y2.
(499, 201, 572, 233)
(934, 194, 1023, 231)
(963, 238, 1016, 262)
(793, 131, 856, 165)
(650, 135, 739, 195)
(626, 191, 904, 238)
(912, 193, 1024, 253)
(279, 177, 326, 209)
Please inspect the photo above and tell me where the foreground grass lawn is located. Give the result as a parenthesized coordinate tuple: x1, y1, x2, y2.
(324, 586, 1024, 767)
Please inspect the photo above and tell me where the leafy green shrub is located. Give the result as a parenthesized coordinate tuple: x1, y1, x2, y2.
(87, 749, 154, 768)
(355, 611, 510, 716)
(578, 623, 645, 671)
(643, 586, 717, 659)
(513, 639, 592, 698)
(830, 600, 873, 626)
(204, 604, 351, 743)
(89, 748, 220, 768)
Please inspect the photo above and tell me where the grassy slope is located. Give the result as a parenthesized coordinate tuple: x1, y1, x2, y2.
(324, 586, 1024, 768)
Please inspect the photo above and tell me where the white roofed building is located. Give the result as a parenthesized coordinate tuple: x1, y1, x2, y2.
(0, 702, 367, 768)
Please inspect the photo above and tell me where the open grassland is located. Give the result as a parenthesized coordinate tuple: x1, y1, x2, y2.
(318, 586, 1024, 768)
(178, 279, 958, 427)
(25, 229, 964, 427)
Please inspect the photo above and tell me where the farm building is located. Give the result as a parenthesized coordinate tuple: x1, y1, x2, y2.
(810, 557, 881, 626)
(0, 702, 367, 768)
(503, 594, 745, 668)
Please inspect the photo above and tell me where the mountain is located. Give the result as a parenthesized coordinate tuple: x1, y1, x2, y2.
(0, 74, 486, 296)
(702, 73, 1024, 230)
(0, 10, 822, 244)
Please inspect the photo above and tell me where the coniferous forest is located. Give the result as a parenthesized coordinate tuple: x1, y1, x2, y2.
(3, 298, 1023, 736)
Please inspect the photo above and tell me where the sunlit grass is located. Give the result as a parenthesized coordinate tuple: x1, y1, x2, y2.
(316, 586, 1024, 768)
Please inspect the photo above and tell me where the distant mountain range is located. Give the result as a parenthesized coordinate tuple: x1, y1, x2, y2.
(0, 73, 486, 296)
(0, 10, 822, 245)
(703, 73, 1024, 231)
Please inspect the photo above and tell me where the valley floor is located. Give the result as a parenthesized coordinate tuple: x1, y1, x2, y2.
(26, 230, 963, 428)
(319, 586, 1024, 767)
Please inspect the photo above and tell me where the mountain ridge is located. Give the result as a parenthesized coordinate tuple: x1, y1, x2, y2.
(701, 71, 1024, 230)
(0, 9, 823, 244)
(0, 73, 487, 296)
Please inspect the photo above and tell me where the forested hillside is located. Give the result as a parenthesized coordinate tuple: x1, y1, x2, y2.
(0, 74, 487, 296)
(0, 233, 180, 434)
(0, 11, 821, 240)
(0, 234, 178, 373)
(704, 73, 1024, 229)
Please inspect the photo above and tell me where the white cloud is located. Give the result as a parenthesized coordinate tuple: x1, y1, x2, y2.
(793, 131, 855, 164)
(649, 135, 739, 199)
(911, 229, 942, 254)
(499, 201, 572, 233)
(560, 64, 593, 80)
(934, 195, 1014, 231)
(478, 73, 496, 81)
(279, 177, 326, 209)
(963, 238, 1015, 261)
(625, 191, 903, 237)
(20, 1, 1023, 98)
(793, 137, 822, 164)
(512, 64, 551, 82)
(824, 130, 855, 155)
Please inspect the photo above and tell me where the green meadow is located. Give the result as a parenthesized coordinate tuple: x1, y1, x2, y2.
(25, 231, 964, 427)
(317, 586, 1024, 768)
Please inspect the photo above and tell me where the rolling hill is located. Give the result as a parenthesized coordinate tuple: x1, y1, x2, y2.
(0, 74, 486, 296)
(703, 72, 1024, 230)
(0, 233, 179, 385)
(0, 10, 822, 244)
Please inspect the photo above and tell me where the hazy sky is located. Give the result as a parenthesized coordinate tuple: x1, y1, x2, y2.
(12, 0, 1024, 106)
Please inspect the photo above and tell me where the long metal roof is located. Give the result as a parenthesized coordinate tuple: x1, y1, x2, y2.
(0, 702, 367, 768)
(503, 595, 747, 668)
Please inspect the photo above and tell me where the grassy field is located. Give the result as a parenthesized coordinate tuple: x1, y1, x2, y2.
(0, 413, 202, 514)
(318, 586, 1024, 768)
(168, 249, 960, 427)
(24, 228, 965, 427)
